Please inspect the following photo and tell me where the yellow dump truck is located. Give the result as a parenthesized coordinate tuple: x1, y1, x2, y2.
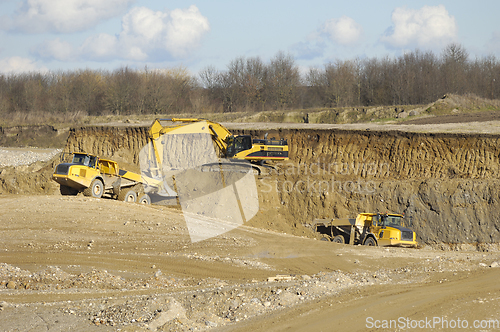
(313, 213, 417, 247)
(52, 152, 154, 203)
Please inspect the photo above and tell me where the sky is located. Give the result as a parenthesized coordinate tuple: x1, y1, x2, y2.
(0, 0, 499, 76)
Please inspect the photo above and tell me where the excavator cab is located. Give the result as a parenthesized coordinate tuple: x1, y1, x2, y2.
(226, 135, 252, 157)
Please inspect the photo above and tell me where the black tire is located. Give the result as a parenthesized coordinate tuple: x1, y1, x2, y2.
(364, 237, 377, 246)
(118, 189, 137, 203)
(83, 179, 104, 198)
(332, 235, 345, 244)
(60, 185, 78, 196)
(320, 237, 330, 242)
(138, 194, 151, 204)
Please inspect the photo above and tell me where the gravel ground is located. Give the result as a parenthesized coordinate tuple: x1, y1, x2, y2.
(0, 147, 61, 167)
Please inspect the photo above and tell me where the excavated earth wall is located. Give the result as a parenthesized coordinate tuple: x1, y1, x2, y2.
(238, 128, 500, 246)
(4, 125, 500, 246)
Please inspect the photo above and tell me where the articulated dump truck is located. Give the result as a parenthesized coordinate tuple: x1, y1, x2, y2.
(313, 213, 417, 248)
(52, 152, 159, 203)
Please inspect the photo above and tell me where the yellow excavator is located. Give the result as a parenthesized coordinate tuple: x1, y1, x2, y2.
(146, 118, 288, 174)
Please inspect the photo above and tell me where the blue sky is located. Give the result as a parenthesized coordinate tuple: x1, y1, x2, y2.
(0, 0, 499, 76)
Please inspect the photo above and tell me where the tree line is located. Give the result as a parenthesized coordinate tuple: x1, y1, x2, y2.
(1, 44, 499, 124)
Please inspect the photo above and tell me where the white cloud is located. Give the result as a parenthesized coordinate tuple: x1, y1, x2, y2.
(292, 16, 361, 60)
(32, 5, 210, 62)
(122, 7, 166, 41)
(8, 0, 133, 33)
(381, 5, 457, 49)
(80, 33, 120, 61)
(322, 16, 363, 45)
(163, 6, 211, 57)
(34, 38, 76, 61)
(79, 5, 210, 61)
(0, 56, 48, 73)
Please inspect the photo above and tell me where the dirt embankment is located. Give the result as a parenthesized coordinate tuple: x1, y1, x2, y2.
(230, 128, 500, 245)
(3, 125, 500, 246)
(63, 126, 149, 172)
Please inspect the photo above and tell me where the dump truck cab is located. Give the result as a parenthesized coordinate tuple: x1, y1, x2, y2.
(52, 152, 103, 193)
(72, 153, 98, 168)
(313, 212, 417, 248)
(370, 213, 416, 247)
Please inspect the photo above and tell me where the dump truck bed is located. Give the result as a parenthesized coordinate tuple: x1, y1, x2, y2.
(313, 214, 374, 227)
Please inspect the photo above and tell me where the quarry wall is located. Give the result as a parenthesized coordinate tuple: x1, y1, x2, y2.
(3, 124, 500, 245)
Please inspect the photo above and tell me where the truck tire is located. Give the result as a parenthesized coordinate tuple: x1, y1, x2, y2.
(332, 235, 345, 244)
(320, 236, 330, 242)
(60, 185, 78, 196)
(118, 189, 137, 203)
(138, 194, 151, 204)
(83, 179, 104, 198)
(364, 237, 377, 246)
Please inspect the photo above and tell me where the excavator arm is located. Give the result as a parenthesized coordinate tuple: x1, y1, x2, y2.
(148, 118, 233, 158)
(146, 118, 288, 177)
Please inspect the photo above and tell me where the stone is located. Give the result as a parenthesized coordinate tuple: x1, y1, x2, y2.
(396, 111, 409, 119)
(205, 320, 217, 327)
(6, 281, 16, 289)
(490, 261, 499, 268)
(147, 297, 187, 330)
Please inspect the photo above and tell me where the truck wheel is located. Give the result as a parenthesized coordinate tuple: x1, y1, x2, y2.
(364, 237, 377, 246)
(118, 189, 137, 203)
(138, 194, 151, 204)
(60, 185, 78, 196)
(332, 235, 345, 244)
(320, 237, 330, 242)
(83, 179, 104, 198)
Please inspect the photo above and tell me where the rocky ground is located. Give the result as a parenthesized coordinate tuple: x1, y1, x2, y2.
(0, 147, 61, 167)
(1, 194, 500, 331)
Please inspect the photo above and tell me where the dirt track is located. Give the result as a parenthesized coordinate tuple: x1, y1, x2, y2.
(1, 195, 500, 331)
(402, 110, 500, 125)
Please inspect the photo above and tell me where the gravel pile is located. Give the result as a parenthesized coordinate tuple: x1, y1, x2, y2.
(0, 148, 61, 167)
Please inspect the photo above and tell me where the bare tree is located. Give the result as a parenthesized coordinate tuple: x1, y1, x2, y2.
(265, 51, 301, 110)
(441, 43, 469, 95)
(199, 66, 225, 112)
(104, 67, 142, 115)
